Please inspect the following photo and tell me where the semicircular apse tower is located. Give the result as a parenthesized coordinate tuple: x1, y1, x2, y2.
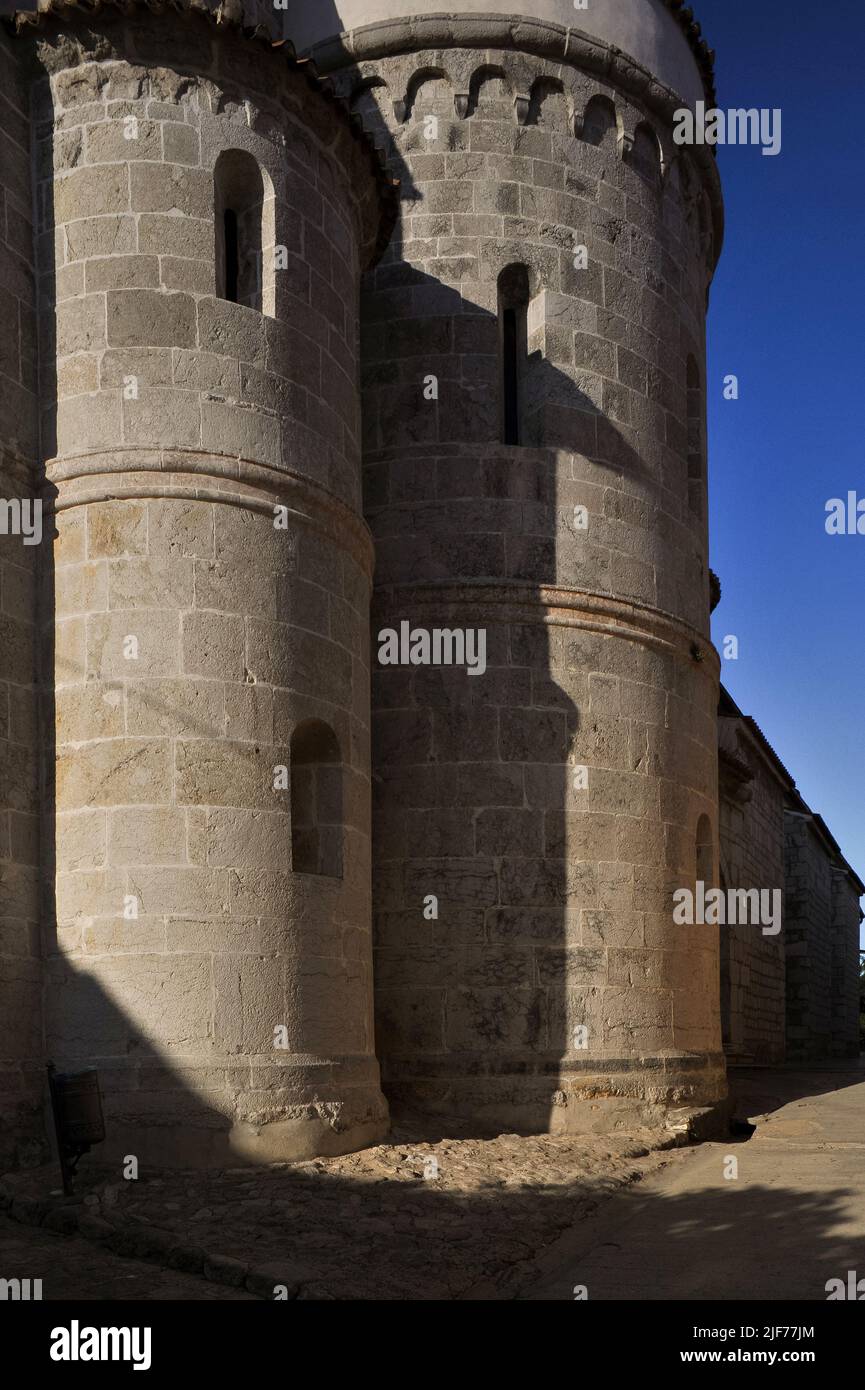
(284, 0, 728, 1134)
(15, 0, 395, 1165)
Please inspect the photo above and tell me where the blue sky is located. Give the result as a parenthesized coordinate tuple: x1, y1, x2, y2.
(697, 1, 865, 926)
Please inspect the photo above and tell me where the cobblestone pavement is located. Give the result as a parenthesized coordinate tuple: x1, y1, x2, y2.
(0, 1214, 254, 1300)
(2, 1120, 675, 1300)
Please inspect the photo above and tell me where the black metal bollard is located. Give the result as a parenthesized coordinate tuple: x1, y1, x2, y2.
(46, 1064, 106, 1195)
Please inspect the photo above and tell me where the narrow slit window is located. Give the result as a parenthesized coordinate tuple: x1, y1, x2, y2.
(498, 264, 530, 446)
(223, 208, 239, 305)
(696, 814, 714, 887)
(502, 305, 519, 444)
(214, 150, 274, 315)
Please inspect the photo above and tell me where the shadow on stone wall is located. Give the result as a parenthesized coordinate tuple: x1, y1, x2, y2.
(362, 271, 713, 1128)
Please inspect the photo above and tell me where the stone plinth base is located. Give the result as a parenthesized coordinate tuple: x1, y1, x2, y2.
(383, 1054, 729, 1138)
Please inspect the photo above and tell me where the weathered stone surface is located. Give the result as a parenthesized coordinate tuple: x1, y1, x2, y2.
(3, 0, 854, 1183)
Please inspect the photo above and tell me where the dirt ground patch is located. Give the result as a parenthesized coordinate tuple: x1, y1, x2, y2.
(2, 1120, 679, 1299)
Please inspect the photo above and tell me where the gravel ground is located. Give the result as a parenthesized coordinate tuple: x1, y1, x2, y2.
(1, 1119, 676, 1300)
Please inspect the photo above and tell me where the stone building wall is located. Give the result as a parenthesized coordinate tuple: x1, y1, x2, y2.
(0, 26, 43, 1171)
(830, 870, 861, 1059)
(24, 6, 391, 1165)
(784, 813, 834, 1061)
(316, 18, 727, 1131)
(717, 716, 787, 1066)
(0, 0, 859, 1175)
(783, 808, 861, 1063)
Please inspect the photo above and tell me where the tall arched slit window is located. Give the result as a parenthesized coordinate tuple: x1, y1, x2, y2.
(696, 814, 714, 888)
(498, 263, 530, 445)
(214, 149, 275, 315)
(290, 719, 344, 879)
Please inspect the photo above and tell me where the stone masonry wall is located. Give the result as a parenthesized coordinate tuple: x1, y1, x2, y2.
(718, 734, 786, 1066)
(830, 869, 860, 1059)
(27, 11, 389, 1164)
(784, 814, 833, 1062)
(337, 38, 726, 1128)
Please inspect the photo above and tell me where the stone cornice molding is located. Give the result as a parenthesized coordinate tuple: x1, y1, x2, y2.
(308, 15, 723, 266)
(375, 580, 721, 673)
(42, 448, 376, 575)
(307, 13, 716, 112)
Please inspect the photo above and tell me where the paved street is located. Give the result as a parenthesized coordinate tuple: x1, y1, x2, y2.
(516, 1066, 865, 1301)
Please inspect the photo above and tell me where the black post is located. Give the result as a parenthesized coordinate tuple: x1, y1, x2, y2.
(46, 1063, 106, 1196)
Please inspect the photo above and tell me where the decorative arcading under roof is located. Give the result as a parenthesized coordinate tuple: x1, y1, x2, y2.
(5, 0, 400, 265)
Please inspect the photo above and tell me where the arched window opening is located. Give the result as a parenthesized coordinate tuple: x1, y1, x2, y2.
(581, 95, 618, 149)
(498, 263, 530, 446)
(526, 78, 568, 131)
(696, 814, 714, 888)
(290, 719, 343, 879)
(687, 354, 704, 516)
(631, 122, 662, 185)
(214, 149, 275, 315)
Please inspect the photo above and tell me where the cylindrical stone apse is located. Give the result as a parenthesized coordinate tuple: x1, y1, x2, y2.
(27, 5, 393, 1164)
(291, 0, 728, 1131)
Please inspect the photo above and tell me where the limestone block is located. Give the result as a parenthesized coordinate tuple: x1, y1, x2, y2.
(129, 163, 211, 218)
(65, 215, 137, 261)
(147, 500, 213, 560)
(56, 738, 172, 808)
(137, 213, 211, 259)
(55, 294, 106, 356)
(374, 988, 445, 1053)
(53, 561, 108, 619)
(81, 918, 167, 955)
(125, 677, 224, 738)
(85, 254, 160, 292)
(57, 354, 99, 396)
(213, 955, 285, 1054)
(55, 810, 108, 873)
(174, 739, 286, 810)
(447, 985, 547, 1052)
(53, 511, 86, 566)
(56, 682, 124, 743)
(87, 501, 148, 558)
(182, 610, 245, 681)
(54, 165, 130, 224)
(55, 865, 134, 925)
(204, 809, 289, 870)
(200, 398, 280, 464)
(87, 610, 181, 679)
(106, 289, 196, 348)
(108, 807, 188, 866)
(125, 866, 230, 918)
(55, 394, 122, 456)
(54, 616, 86, 685)
(109, 556, 194, 610)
